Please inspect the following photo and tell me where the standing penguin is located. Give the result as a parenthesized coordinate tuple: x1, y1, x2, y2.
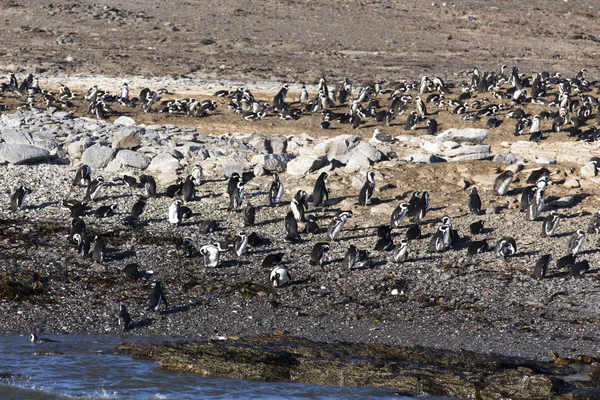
(270, 266, 291, 287)
(567, 229, 585, 255)
(234, 232, 248, 257)
(85, 176, 105, 201)
(285, 211, 301, 243)
(468, 187, 481, 214)
(117, 304, 132, 331)
(291, 190, 309, 222)
(328, 211, 353, 241)
(199, 244, 220, 267)
(427, 119, 438, 135)
(10, 186, 31, 211)
(393, 239, 409, 263)
(310, 242, 331, 266)
(268, 173, 285, 206)
(428, 225, 450, 253)
(358, 170, 376, 206)
(300, 84, 309, 104)
(243, 203, 256, 226)
(191, 165, 203, 185)
(227, 172, 241, 198)
(182, 175, 195, 202)
(391, 203, 410, 228)
(168, 200, 183, 224)
(541, 211, 560, 237)
(312, 172, 329, 207)
(139, 175, 157, 198)
(145, 281, 168, 312)
(493, 170, 514, 195)
(92, 235, 106, 263)
(130, 196, 148, 220)
(229, 180, 244, 211)
(273, 83, 289, 111)
(73, 165, 93, 187)
(411, 191, 429, 222)
(533, 254, 552, 280)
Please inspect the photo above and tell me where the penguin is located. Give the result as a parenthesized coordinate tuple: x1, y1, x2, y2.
(428, 225, 450, 253)
(533, 254, 552, 280)
(234, 232, 248, 257)
(520, 186, 537, 212)
(73, 165, 93, 187)
(145, 281, 168, 312)
(427, 118, 438, 135)
(199, 244, 220, 267)
(122, 175, 139, 189)
(415, 96, 427, 117)
(182, 175, 195, 202)
(268, 173, 284, 206)
(117, 304, 132, 331)
(328, 211, 353, 241)
(123, 263, 154, 280)
(139, 175, 157, 198)
(30, 333, 58, 343)
(358, 170, 376, 206)
(262, 252, 284, 269)
(85, 176, 105, 201)
(243, 203, 256, 226)
(406, 224, 422, 240)
(411, 191, 429, 222)
(270, 266, 291, 287)
(92, 235, 106, 263)
(391, 203, 410, 228)
(291, 190, 309, 222)
(70, 216, 86, 240)
(470, 220, 484, 235)
(10, 186, 31, 211)
(567, 229, 585, 255)
(528, 192, 544, 221)
(556, 253, 576, 270)
(273, 83, 289, 111)
(570, 260, 590, 277)
(587, 210, 600, 234)
(392, 239, 409, 263)
(526, 168, 550, 184)
(285, 211, 301, 243)
(468, 186, 481, 214)
(130, 196, 148, 219)
(191, 165, 203, 185)
(300, 84, 309, 104)
(493, 170, 514, 195)
(174, 237, 196, 258)
(73, 232, 91, 258)
(305, 215, 320, 234)
(165, 181, 183, 198)
(312, 172, 329, 207)
(467, 239, 489, 255)
(227, 172, 241, 198)
(374, 225, 394, 251)
(310, 242, 331, 266)
(168, 200, 183, 224)
(229, 180, 244, 211)
(441, 216, 460, 247)
(495, 236, 517, 258)
(63, 199, 87, 218)
(96, 204, 117, 218)
(541, 211, 560, 237)
(344, 244, 360, 269)
(404, 110, 419, 130)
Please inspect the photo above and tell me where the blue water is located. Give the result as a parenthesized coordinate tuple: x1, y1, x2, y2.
(0, 334, 453, 399)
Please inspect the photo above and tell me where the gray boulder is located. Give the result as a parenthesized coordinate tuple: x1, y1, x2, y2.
(1, 128, 58, 151)
(286, 155, 327, 176)
(406, 153, 446, 164)
(437, 128, 489, 144)
(112, 127, 142, 149)
(353, 141, 383, 162)
(251, 153, 295, 173)
(344, 152, 371, 173)
(270, 135, 288, 154)
(493, 153, 519, 164)
(0, 143, 50, 164)
(116, 150, 150, 169)
(81, 143, 116, 169)
(67, 139, 92, 159)
(147, 152, 181, 173)
(314, 134, 361, 162)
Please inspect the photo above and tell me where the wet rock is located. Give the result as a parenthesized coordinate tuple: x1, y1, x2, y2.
(0, 143, 50, 164)
(81, 143, 115, 169)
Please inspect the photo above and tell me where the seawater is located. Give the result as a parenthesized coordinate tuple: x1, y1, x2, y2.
(0, 334, 453, 400)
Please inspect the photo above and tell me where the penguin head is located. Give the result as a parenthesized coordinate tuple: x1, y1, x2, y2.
(366, 170, 375, 183)
(30, 333, 37, 342)
(470, 186, 478, 195)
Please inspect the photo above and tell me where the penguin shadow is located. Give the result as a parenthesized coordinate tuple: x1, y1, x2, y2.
(579, 248, 600, 256)
(255, 217, 282, 226)
(552, 231, 575, 239)
(359, 123, 378, 130)
(28, 200, 59, 211)
(514, 250, 540, 258)
(110, 250, 137, 261)
(94, 193, 130, 202)
(323, 196, 353, 207)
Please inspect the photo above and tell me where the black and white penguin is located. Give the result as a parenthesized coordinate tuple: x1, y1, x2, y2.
(567, 229, 585, 255)
(122, 175, 139, 189)
(234, 232, 248, 257)
(139, 175, 157, 198)
(493, 170, 514, 195)
(520, 186, 537, 212)
(268, 173, 284, 206)
(468, 187, 481, 214)
(229, 180, 244, 211)
(410, 191, 429, 222)
(374, 225, 394, 251)
(30, 333, 58, 343)
(587, 210, 600, 234)
(270, 266, 291, 287)
(146, 281, 168, 312)
(470, 220, 484, 235)
(130, 196, 148, 220)
(328, 211, 353, 241)
(533, 254, 552, 280)
(262, 252, 284, 269)
(541, 211, 560, 237)
(175, 237, 196, 258)
(117, 304, 132, 331)
(123, 263, 154, 280)
(291, 190, 309, 222)
(73, 232, 91, 258)
(391, 203, 410, 228)
(392, 239, 409, 263)
(441, 216, 460, 247)
(63, 199, 88, 218)
(273, 83, 289, 111)
(85, 176, 105, 201)
(406, 224, 421, 240)
(310, 242, 331, 266)
(428, 224, 450, 253)
(467, 239, 489, 255)
(96, 204, 117, 218)
(191, 165, 203, 185)
(73, 165, 93, 187)
(182, 175, 195, 202)
(305, 215, 320, 234)
(526, 168, 550, 184)
(556, 253, 576, 270)
(168, 200, 183, 224)
(244, 203, 256, 226)
(495, 236, 517, 258)
(70, 215, 86, 237)
(285, 211, 302, 243)
(300, 84, 309, 104)
(10, 186, 31, 211)
(528, 191, 544, 221)
(570, 260, 590, 277)
(358, 170, 376, 206)
(92, 235, 106, 263)
(427, 118, 438, 135)
(312, 172, 329, 207)
(227, 172, 241, 198)
(199, 244, 220, 267)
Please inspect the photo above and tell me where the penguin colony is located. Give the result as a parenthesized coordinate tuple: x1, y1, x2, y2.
(4, 66, 600, 335)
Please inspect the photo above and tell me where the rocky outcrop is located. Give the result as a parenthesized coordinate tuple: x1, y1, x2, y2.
(0, 143, 51, 164)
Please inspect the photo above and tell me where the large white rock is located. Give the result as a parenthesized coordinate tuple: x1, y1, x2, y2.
(113, 116, 136, 126)
(436, 128, 489, 144)
(81, 143, 115, 169)
(1, 128, 58, 151)
(314, 134, 360, 162)
(251, 153, 295, 172)
(422, 140, 443, 154)
(343, 152, 371, 173)
(286, 155, 327, 176)
(493, 153, 519, 164)
(112, 127, 142, 149)
(0, 143, 50, 164)
(116, 150, 150, 169)
(581, 161, 597, 178)
(147, 152, 182, 173)
(353, 141, 383, 162)
(444, 144, 490, 158)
